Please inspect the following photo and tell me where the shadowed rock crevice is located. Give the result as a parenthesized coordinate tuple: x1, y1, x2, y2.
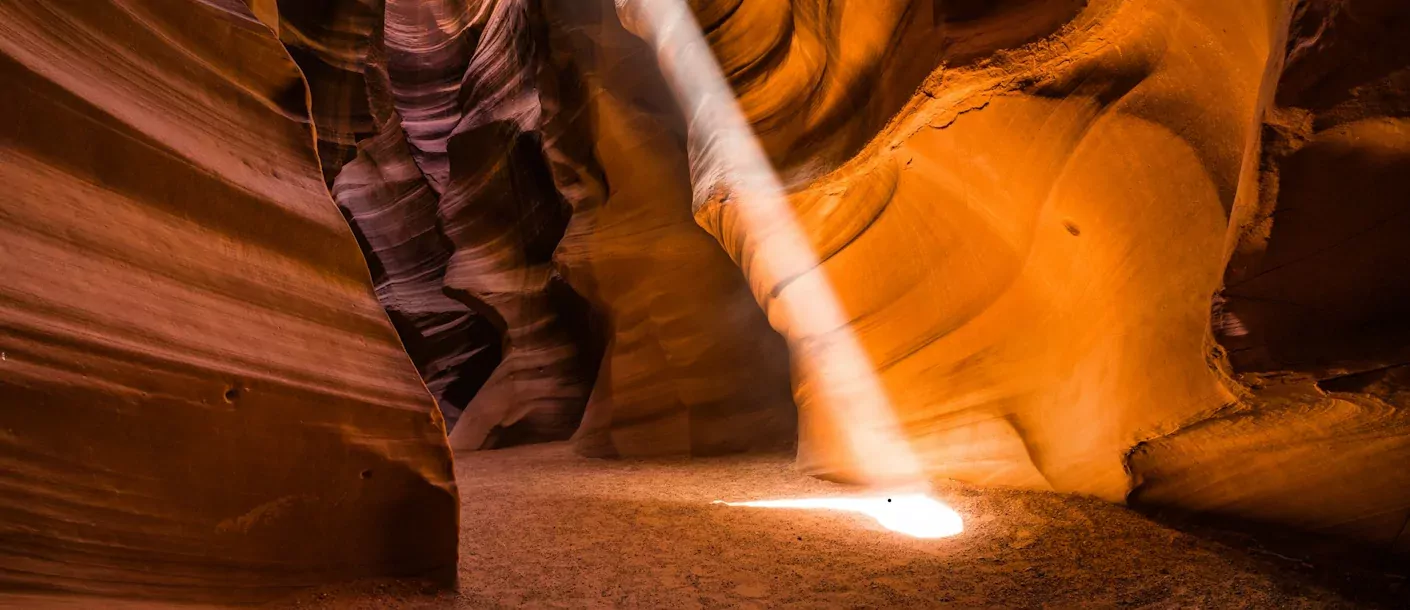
(1160, 0, 1410, 549)
(262, 0, 798, 456)
(541, 0, 799, 458)
(0, 0, 457, 601)
(269, 0, 596, 444)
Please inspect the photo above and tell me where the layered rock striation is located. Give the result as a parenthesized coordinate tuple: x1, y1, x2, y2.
(6, 2, 1410, 606)
(259, 0, 799, 455)
(0, 0, 457, 602)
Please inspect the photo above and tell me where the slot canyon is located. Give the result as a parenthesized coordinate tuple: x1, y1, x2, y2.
(2, 0, 1409, 607)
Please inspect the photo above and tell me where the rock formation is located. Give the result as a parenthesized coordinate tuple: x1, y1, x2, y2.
(1134, 0, 1410, 550)
(620, 0, 1410, 549)
(0, 0, 456, 603)
(4, 0, 1409, 604)
(255, 0, 799, 455)
(539, 0, 798, 457)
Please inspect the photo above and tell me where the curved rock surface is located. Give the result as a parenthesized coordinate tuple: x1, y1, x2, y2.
(255, 0, 799, 455)
(539, 0, 798, 457)
(625, 0, 1410, 548)
(0, 0, 457, 603)
(259, 0, 498, 433)
(637, 0, 1263, 494)
(7, 0, 1410, 604)
(1138, 0, 1410, 551)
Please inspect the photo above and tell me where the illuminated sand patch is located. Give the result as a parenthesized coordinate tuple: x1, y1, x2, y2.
(713, 494, 964, 539)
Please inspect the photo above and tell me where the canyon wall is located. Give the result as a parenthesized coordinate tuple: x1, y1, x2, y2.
(5, 0, 1410, 604)
(539, 0, 798, 457)
(259, 0, 799, 456)
(1133, 0, 1410, 551)
(621, 0, 1410, 549)
(0, 0, 457, 602)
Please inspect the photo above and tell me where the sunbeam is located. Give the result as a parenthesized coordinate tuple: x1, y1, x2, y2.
(615, 0, 962, 531)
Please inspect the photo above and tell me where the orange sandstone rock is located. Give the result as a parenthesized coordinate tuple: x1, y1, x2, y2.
(0, 0, 456, 602)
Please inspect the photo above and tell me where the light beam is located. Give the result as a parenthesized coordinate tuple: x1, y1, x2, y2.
(615, 0, 963, 537)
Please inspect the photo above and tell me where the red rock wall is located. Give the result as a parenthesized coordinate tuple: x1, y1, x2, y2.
(624, 0, 1272, 495)
(7, 2, 1410, 605)
(0, 0, 457, 602)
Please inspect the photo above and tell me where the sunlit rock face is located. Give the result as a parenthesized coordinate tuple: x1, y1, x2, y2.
(631, 0, 1271, 491)
(622, 0, 1410, 549)
(0, 0, 456, 602)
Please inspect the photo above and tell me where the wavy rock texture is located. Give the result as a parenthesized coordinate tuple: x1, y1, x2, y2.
(678, 0, 1088, 181)
(434, 0, 594, 451)
(628, 0, 1267, 495)
(1137, 0, 1410, 551)
(268, 0, 506, 433)
(8, 1, 1410, 606)
(260, 0, 590, 449)
(0, 0, 457, 603)
(256, 0, 798, 455)
(625, 0, 1410, 548)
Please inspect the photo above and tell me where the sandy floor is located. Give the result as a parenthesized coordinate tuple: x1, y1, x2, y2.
(257, 442, 1407, 609)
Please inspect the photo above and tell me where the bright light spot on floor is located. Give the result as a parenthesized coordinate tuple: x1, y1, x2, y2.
(714, 494, 964, 539)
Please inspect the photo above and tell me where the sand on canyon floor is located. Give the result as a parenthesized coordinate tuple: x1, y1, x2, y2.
(261, 442, 1407, 609)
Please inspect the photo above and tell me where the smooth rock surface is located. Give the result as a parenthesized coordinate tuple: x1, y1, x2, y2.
(6, 2, 1410, 606)
(625, 0, 1410, 548)
(0, 0, 457, 602)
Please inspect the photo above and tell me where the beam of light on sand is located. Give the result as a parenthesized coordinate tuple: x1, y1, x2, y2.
(713, 495, 964, 539)
(615, 0, 962, 536)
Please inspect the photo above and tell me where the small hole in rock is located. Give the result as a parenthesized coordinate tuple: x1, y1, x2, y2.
(1063, 220, 1081, 236)
(223, 386, 241, 403)
(360, 469, 373, 480)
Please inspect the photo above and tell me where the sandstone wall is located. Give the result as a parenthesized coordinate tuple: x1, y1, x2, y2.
(255, 0, 799, 456)
(6, 3, 1409, 605)
(0, 0, 457, 602)
(624, 0, 1410, 549)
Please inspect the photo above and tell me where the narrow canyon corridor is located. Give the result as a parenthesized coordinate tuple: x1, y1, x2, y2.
(4, 0, 1410, 607)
